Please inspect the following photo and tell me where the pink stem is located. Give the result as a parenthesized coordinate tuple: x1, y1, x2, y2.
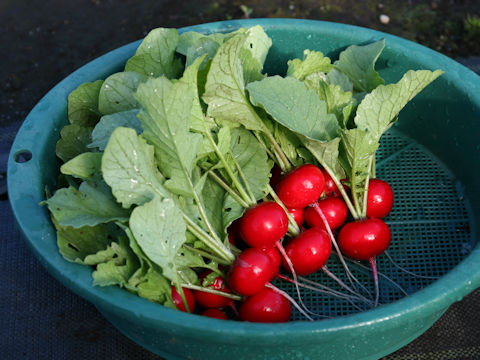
(369, 256, 379, 307)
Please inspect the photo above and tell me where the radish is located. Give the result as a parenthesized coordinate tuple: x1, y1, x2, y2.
(269, 164, 283, 188)
(239, 202, 289, 248)
(287, 207, 305, 226)
(321, 168, 342, 197)
(337, 218, 391, 261)
(366, 179, 394, 218)
(282, 227, 332, 276)
(228, 248, 275, 296)
(260, 246, 282, 280)
(227, 219, 241, 246)
(338, 218, 391, 305)
(304, 198, 348, 231)
(239, 287, 292, 323)
(275, 164, 325, 208)
(171, 286, 196, 313)
(201, 308, 229, 320)
(194, 272, 233, 309)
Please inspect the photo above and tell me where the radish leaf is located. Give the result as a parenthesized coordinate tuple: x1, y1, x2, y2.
(303, 137, 345, 179)
(335, 39, 385, 93)
(102, 127, 168, 208)
(135, 77, 202, 198)
(125, 28, 183, 79)
(203, 33, 267, 131)
(304, 78, 356, 128)
(60, 152, 102, 180)
(54, 221, 113, 264)
(45, 180, 129, 228)
(181, 55, 216, 134)
(88, 237, 139, 287)
(88, 109, 142, 151)
(68, 80, 103, 127)
(135, 267, 174, 306)
(338, 128, 379, 212)
(56, 124, 93, 162)
(247, 76, 340, 141)
(326, 68, 353, 92)
(130, 197, 186, 285)
(287, 50, 333, 80)
(98, 72, 147, 115)
(354, 69, 443, 141)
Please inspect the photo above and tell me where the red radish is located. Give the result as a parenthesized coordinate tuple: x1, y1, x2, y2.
(304, 198, 348, 231)
(194, 273, 232, 309)
(227, 232, 236, 246)
(282, 227, 332, 275)
(338, 218, 391, 307)
(201, 309, 228, 320)
(228, 248, 274, 296)
(239, 202, 288, 248)
(321, 169, 341, 197)
(227, 219, 241, 246)
(171, 286, 196, 313)
(269, 164, 283, 188)
(275, 164, 325, 208)
(321, 169, 349, 197)
(260, 246, 281, 280)
(337, 218, 391, 261)
(239, 287, 291, 323)
(287, 207, 304, 226)
(366, 179, 394, 218)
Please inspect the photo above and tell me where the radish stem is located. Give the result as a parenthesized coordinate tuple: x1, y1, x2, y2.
(252, 130, 277, 163)
(261, 125, 292, 172)
(319, 162, 358, 219)
(182, 284, 243, 301)
(268, 184, 300, 236)
(232, 156, 257, 204)
(204, 128, 253, 206)
(183, 244, 232, 266)
(207, 171, 250, 208)
(183, 215, 235, 262)
(361, 155, 374, 218)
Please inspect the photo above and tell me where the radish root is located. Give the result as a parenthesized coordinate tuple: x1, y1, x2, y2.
(369, 257, 379, 307)
(312, 202, 372, 299)
(266, 283, 314, 321)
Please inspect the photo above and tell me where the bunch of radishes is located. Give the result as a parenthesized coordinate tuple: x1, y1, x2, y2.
(172, 163, 394, 322)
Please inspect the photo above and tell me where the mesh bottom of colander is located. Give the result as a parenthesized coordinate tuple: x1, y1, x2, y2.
(273, 129, 476, 321)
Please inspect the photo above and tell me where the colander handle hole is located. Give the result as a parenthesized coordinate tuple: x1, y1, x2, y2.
(13, 150, 32, 163)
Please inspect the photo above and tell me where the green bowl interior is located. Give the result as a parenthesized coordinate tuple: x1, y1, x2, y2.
(8, 18, 480, 360)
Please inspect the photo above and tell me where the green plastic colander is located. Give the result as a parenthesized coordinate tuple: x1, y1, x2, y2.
(8, 19, 480, 360)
